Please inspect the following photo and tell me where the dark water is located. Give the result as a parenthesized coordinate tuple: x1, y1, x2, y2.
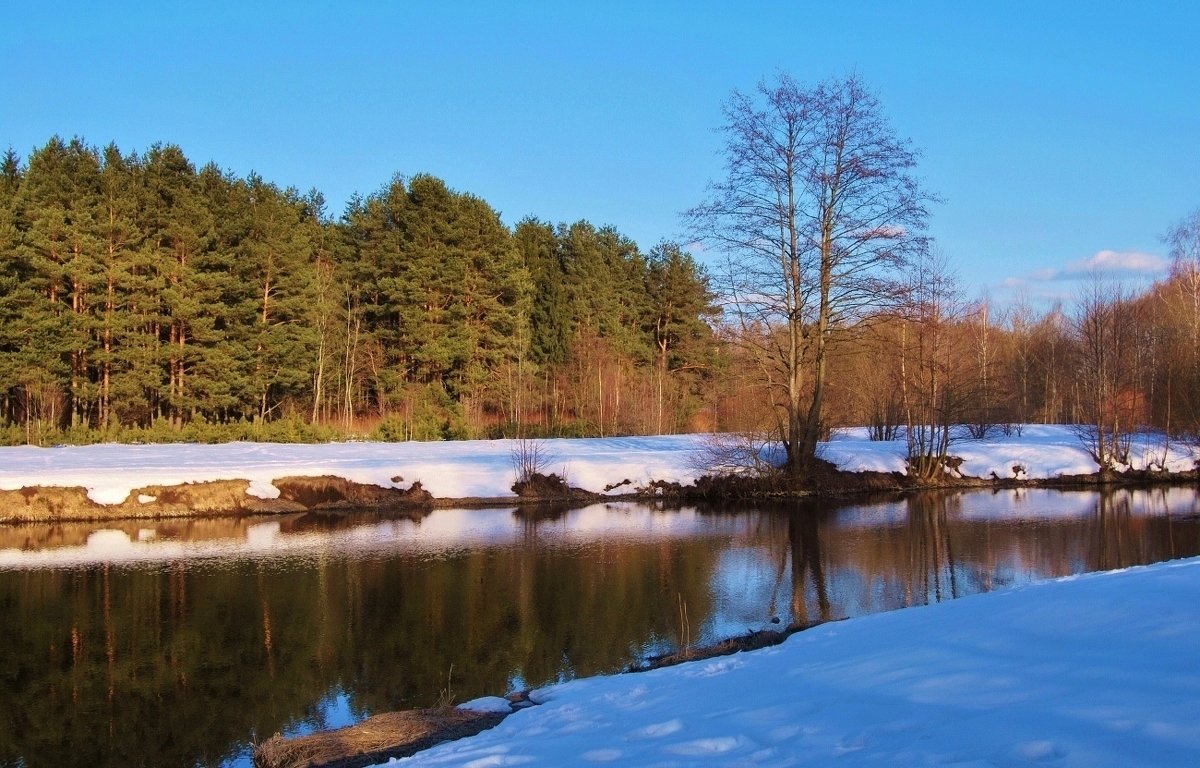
(1, 487, 1198, 768)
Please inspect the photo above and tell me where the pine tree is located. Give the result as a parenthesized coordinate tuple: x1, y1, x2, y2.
(514, 217, 572, 366)
(11, 137, 102, 431)
(239, 175, 320, 421)
(142, 144, 218, 427)
(643, 241, 717, 432)
(0, 148, 25, 427)
(95, 143, 147, 429)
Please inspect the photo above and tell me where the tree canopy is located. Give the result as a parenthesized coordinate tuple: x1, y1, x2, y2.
(0, 138, 716, 443)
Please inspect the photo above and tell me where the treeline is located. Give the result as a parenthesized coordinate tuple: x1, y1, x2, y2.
(3, 137, 1198, 455)
(0, 137, 717, 444)
(725, 249, 1200, 475)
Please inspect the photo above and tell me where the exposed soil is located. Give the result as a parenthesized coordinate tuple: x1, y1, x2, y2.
(687, 458, 911, 500)
(510, 471, 599, 502)
(2, 457, 1195, 525)
(0, 476, 433, 524)
(254, 620, 843, 767)
(252, 707, 507, 768)
(274, 475, 432, 509)
(686, 458, 1199, 501)
(631, 618, 843, 673)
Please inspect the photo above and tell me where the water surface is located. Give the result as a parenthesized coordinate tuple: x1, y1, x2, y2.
(1, 487, 1197, 768)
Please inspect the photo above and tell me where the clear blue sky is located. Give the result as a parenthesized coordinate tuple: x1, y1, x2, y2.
(4, 1, 1197, 307)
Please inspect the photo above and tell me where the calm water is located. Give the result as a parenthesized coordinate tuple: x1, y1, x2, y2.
(1, 487, 1198, 768)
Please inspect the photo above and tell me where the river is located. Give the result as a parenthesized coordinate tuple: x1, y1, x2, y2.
(1, 486, 1197, 767)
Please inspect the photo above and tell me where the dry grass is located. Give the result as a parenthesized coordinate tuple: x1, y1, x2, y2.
(253, 707, 506, 768)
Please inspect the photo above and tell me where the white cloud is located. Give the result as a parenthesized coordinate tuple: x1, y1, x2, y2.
(1058, 249, 1168, 279)
(1077, 249, 1167, 274)
(1003, 250, 1168, 291)
(994, 250, 1168, 309)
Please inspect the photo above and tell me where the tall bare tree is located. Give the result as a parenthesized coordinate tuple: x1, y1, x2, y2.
(687, 73, 934, 471)
(900, 251, 969, 479)
(1073, 277, 1141, 470)
(1163, 209, 1200, 433)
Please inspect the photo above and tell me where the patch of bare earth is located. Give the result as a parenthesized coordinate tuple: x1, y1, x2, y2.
(252, 708, 505, 768)
(0, 476, 433, 523)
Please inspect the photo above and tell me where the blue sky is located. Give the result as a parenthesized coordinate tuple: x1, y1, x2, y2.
(3, 2, 1197, 307)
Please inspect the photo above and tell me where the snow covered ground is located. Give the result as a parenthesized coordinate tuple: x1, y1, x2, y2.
(0, 435, 705, 504)
(0, 426, 1194, 505)
(406, 557, 1200, 767)
(822, 424, 1198, 478)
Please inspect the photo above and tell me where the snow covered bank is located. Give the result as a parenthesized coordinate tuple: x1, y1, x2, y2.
(0, 426, 1194, 510)
(822, 424, 1197, 478)
(394, 557, 1200, 767)
(0, 435, 706, 507)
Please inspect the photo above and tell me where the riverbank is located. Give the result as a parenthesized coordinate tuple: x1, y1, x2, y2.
(253, 624, 820, 768)
(372, 557, 1200, 767)
(0, 427, 1195, 523)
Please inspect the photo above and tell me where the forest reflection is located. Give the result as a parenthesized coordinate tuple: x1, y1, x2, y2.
(0, 487, 1197, 768)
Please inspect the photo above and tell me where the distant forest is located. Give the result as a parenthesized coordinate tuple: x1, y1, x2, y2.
(0, 137, 717, 444)
(1, 136, 1199, 450)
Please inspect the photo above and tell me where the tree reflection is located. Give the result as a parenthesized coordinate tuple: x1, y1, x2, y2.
(1, 490, 1198, 768)
(0, 522, 720, 768)
(788, 507, 832, 624)
(905, 491, 961, 604)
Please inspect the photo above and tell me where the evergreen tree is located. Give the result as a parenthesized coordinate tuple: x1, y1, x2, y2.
(10, 137, 100, 430)
(0, 137, 729, 442)
(95, 143, 148, 429)
(300, 188, 345, 425)
(142, 145, 219, 427)
(0, 148, 25, 427)
(237, 174, 320, 421)
(644, 241, 717, 432)
(514, 217, 572, 366)
(559, 221, 653, 363)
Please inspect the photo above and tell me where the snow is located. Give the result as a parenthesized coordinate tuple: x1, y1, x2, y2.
(0, 435, 706, 505)
(388, 557, 1200, 767)
(457, 697, 514, 715)
(0, 426, 1194, 506)
(822, 424, 1198, 477)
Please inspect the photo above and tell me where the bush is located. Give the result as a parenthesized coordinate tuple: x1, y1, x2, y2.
(510, 438, 552, 483)
(369, 385, 475, 442)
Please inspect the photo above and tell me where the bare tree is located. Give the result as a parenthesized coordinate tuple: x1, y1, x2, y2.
(687, 73, 933, 473)
(1163, 209, 1200, 435)
(1072, 277, 1141, 471)
(900, 252, 970, 479)
(962, 296, 999, 438)
(1007, 296, 1038, 428)
(1164, 208, 1200, 343)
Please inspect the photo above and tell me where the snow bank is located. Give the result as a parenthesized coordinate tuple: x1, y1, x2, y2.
(823, 424, 1197, 478)
(0, 427, 1194, 506)
(0, 435, 707, 505)
(389, 557, 1200, 767)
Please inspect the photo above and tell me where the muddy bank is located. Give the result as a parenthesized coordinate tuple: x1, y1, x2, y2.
(252, 619, 839, 768)
(2, 463, 1196, 525)
(0, 476, 434, 524)
(253, 706, 509, 768)
(685, 460, 1200, 501)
